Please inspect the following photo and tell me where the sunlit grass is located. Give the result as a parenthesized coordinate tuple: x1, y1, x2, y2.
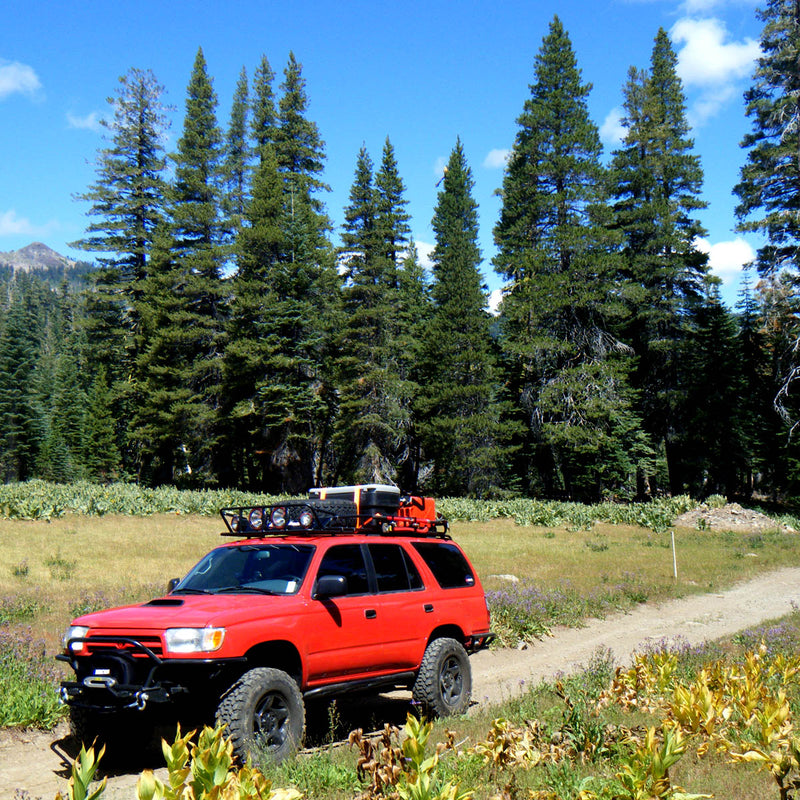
(3, 513, 800, 651)
(456, 518, 800, 602)
(0, 514, 221, 650)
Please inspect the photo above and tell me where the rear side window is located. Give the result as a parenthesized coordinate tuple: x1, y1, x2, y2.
(412, 542, 475, 589)
(368, 544, 424, 593)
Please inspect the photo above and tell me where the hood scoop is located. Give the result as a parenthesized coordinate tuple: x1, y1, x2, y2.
(144, 598, 185, 607)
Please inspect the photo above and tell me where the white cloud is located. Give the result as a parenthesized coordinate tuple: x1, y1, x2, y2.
(0, 59, 41, 99)
(416, 240, 435, 269)
(695, 236, 755, 285)
(488, 288, 504, 316)
(483, 148, 510, 169)
(0, 209, 57, 238)
(671, 18, 759, 88)
(67, 111, 103, 132)
(0, 210, 37, 236)
(688, 84, 736, 128)
(600, 107, 627, 146)
(669, 17, 760, 127)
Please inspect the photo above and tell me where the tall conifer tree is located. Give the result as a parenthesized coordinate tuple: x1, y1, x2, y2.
(420, 139, 509, 496)
(133, 49, 226, 485)
(494, 17, 643, 500)
(608, 28, 708, 494)
(735, 0, 800, 439)
(73, 68, 170, 473)
(225, 52, 339, 491)
(221, 66, 251, 244)
(251, 55, 277, 160)
(334, 141, 417, 485)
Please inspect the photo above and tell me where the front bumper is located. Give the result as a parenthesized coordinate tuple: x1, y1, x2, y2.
(58, 635, 244, 712)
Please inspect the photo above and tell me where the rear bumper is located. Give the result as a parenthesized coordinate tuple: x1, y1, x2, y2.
(465, 632, 495, 653)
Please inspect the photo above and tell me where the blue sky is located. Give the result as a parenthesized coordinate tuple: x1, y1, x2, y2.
(2, 0, 763, 307)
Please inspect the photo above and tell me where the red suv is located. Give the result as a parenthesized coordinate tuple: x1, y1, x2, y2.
(59, 485, 494, 762)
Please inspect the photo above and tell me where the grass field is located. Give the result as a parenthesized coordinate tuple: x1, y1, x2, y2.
(3, 512, 800, 651)
(4, 511, 800, 798)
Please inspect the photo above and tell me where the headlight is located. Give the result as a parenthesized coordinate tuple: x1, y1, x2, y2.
(63, 626, 90, 654)
(164, 627, 226, 654)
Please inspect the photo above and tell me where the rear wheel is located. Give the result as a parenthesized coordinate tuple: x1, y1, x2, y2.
(216, 667, 305, 764)
(412, 637, 471, 717)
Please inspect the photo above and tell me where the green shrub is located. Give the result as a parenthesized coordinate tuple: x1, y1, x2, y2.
(0, 626, 65, 728)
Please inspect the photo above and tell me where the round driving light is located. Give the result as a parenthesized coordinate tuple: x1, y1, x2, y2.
(299, 509, 314, 528)
(271, 506, 287, 528)
(248, 508, 264, 530)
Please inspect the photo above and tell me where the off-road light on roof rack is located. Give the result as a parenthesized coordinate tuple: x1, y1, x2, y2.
(271, 506, 287, 528)
(249, 508, 264, 530)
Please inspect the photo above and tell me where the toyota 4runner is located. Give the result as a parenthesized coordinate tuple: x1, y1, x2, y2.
(58, 485, 494, 762)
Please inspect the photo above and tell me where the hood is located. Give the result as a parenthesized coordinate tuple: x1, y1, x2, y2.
(73, 593, 301, 630)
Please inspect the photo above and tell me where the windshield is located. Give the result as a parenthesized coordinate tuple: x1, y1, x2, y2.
(174, 544, 314, 595)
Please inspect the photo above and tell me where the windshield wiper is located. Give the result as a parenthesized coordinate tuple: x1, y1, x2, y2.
(171, 587, 213, 595)
(214, 586, 277, 595)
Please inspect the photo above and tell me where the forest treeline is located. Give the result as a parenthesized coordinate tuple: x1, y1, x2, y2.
(2, 8, 800, 503)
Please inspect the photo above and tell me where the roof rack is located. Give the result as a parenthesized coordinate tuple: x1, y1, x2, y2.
(219, 498, 450, 539)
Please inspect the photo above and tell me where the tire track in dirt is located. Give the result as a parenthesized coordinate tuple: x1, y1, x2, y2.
(4, 566, 800, 800)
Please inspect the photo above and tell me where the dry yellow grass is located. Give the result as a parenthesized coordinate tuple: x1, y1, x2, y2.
(4, 513, 800, 652)
(1, 513, 222, 650)
(454, 517, 800, 599)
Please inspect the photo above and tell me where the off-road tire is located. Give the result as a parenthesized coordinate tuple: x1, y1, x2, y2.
(306, 499, 358, 529)
(412, 637, 471, 717)
(216, 667, 305, 764)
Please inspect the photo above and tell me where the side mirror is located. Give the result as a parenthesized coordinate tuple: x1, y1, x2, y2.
(314, 574, 347, 599)
(167, 578, 180, 594)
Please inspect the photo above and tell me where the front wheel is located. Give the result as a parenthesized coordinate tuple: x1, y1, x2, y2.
(216, 667, 305, 764)
(412, 637, 471, 717)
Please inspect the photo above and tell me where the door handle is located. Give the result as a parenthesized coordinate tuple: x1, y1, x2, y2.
(424, 603, 434, 613)
(365, 609, 377, 619)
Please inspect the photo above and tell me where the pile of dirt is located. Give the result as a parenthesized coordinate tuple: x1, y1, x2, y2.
(673, 502, 795, 533)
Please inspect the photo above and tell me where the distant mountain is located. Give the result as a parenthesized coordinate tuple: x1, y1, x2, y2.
(0, 242, 77, 272)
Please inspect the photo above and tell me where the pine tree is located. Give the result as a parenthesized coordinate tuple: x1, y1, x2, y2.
(494, 16, 643, 500)
(334, 142, 416, 485)
(735, 1, 800, 445)
(374, 137, 411, 286)
(132, 49, 226, 485)
(608, 28, 708, 495)
(735, 272, 770, 495)
(274, 52, 330, 211)
(752, 272, 800, 495)
(682, 284, 747, 496)
(251, 55, 277, 159)
(72, 67, 170, 474)
(0, 274, 47, 481)
(73, 67, 170, 296)
(735, 0, 800, 276)
(222, 54, 339, 491)
(84, 367, 121, 482)
(221, 66, 251, 244)
(419, 139, 509, 496)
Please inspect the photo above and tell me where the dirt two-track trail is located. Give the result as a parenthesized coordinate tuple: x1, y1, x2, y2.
(3, 566, 800, 800)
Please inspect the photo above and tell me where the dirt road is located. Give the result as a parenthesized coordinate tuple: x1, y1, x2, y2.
(4, 566, 800, 800)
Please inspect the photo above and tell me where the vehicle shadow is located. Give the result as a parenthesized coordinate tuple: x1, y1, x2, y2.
(304, 691, 415, 747)
(53, 692, 416, 779)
